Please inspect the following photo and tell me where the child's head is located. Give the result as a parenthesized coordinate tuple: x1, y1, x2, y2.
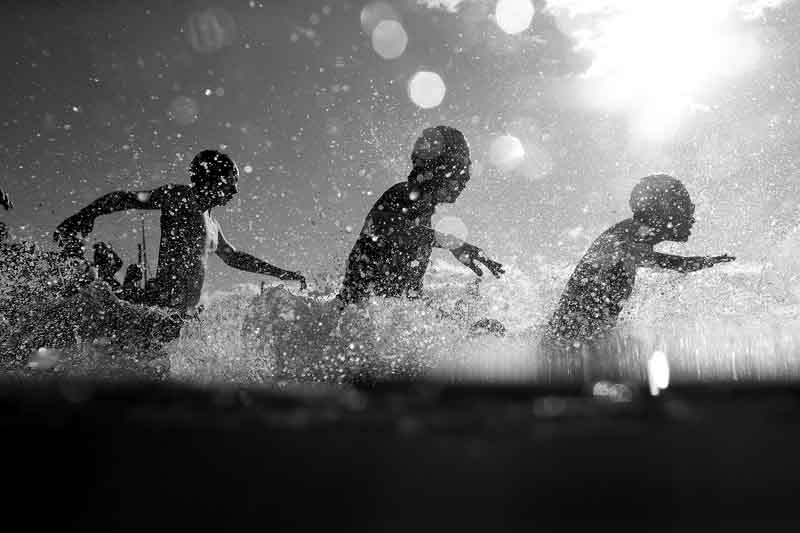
(189, 149, 239, 207)
(409, 125, 471, 204)
(629, 174, 696, 242)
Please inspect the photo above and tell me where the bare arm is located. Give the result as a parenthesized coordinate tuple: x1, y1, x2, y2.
(56, 187, 168, 234)
(433, 230, 463, 250)
(431, 228, 505, 278)
(643, 251, 735, 272)
(66, 188, 165, 223)
(370, 213, 504, 277)
(54, 186, 172, 257)
(216, 228, 306, 289)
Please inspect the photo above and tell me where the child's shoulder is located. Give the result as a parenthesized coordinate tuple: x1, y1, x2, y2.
(380, 182, 410, 202)
(582, 221, 650, 266)
(157, 183, 192, 196)
(155, 183, 196, 204)
(144, 184, 203, 217)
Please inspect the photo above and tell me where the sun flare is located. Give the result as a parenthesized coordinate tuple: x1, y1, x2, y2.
(551, 0, 763, 141)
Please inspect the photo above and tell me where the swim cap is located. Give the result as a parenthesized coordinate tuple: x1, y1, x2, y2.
(629, 174, 692, 223)
(411, 126, 470, 169)
(189, 150, 239, 186)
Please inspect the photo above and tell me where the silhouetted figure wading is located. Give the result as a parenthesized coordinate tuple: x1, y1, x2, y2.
(55, 150, 306, 326)
(547, 174, 734, 343)
(338, 125, 504, 306)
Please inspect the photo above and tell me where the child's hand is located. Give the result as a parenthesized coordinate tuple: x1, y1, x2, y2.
(451, 243, 505, 278)
(280, 270, 307, 291)
(0, 189, 12, 210)
(706, 254, 735, 266)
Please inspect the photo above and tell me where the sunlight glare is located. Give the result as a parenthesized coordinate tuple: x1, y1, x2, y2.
(556, 0, 761, 141)
(489, 135, 525, 172)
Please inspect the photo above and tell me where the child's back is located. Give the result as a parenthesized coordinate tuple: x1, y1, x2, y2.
(548, 220, 650, 341)
(547, 174, 734, 344)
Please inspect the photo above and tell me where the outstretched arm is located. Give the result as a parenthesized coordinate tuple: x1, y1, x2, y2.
(643, 251, 735, 273)
(54, 187, 169, 256)
(61, 188, 165, 224)
(368, 210, 504, 278)
(433, 231, 505, 278)
(216, 228, 306, 290)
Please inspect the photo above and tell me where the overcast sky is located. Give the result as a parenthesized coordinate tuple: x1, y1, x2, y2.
(1, 0, 799, 293)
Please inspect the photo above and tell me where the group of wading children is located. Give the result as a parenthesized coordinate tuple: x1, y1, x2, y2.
(0, 125, 734, 350)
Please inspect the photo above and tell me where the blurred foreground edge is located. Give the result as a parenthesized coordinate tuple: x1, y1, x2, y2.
(1, 376, 799, 531)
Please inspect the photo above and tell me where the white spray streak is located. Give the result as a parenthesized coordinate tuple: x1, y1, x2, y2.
(417, 0, 467, 12)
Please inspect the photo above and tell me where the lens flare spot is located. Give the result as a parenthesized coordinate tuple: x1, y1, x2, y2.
(186, 8, 237, 54)
(360, 1, 399, 34)
(408, 71, 446, 109)
(495, 0, 534, 35)
(488, 134, 525, 172)
(371, 20, 408, 60)
(435, 216, 469, 242)
(167, 96, 199, 126)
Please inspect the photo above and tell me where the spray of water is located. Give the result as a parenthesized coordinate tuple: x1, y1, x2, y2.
(165, 256, 800, 387)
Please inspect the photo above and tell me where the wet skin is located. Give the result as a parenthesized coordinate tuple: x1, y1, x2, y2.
(55, 171, 305, 315)
(339, 158, 504, 305)
(547, 199, 734, 343)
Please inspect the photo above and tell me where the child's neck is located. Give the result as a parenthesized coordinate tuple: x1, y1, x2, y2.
(630, 219, 664, 245)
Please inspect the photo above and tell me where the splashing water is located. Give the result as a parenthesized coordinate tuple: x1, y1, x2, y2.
(3, 242, 799, 386)
(165, 257, 800, 387)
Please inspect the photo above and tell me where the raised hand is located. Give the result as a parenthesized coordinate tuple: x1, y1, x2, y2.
(281, 270, 307, 291)
(0, 188, 12, 210)
(451, 243, 505, 278)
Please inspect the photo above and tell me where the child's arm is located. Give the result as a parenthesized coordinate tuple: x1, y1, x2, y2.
(643, 252, 735, 272)
(54, 185, 175, 257)
(367, 213, 505, 278)
(216, 227, 306, 290)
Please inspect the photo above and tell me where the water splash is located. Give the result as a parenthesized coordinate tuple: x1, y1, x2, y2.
(165, 257, 800, 387)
